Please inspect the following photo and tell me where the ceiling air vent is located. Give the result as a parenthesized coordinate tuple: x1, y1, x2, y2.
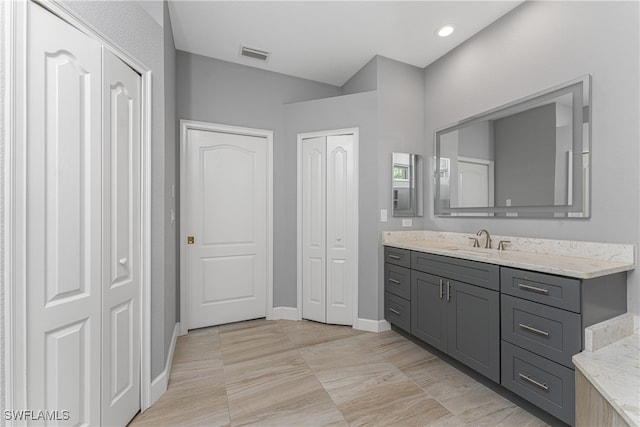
(240, 45, 270, 62)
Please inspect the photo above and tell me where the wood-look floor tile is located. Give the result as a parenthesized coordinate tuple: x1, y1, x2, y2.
(361, 330, 437, 370)
(432, 404, 549, 426)
(330, 368, 451, 426)
(220, 324, 294, 365)
(435, 381, 514, 416)
(130, 381, 230, 427)
(131, 321, 546, 427)
(279, 319, 364, 348)
(226, 354, 344, 426)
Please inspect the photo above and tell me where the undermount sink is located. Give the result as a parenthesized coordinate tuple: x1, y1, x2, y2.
(447, 247, 496, 257)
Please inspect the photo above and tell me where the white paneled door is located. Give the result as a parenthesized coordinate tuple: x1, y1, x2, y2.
(185, 127, 269, 329)
(301, 133, 356, 325)
(27, 4, 103, 425)
(24, 3, 142, 425)
(102, 49, 141, 426)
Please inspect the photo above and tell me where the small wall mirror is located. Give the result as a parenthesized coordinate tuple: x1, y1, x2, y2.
(434, 75, 591, 218)
(392, 152, 423, 217)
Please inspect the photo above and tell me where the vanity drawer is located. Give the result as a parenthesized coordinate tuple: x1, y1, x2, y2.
(501, 294, 581, 368)
(501, 267, 581, 312)
(384, 292, 410, 333)
(384, 246, 411, 268)
(384, 263, 411, 300)
(501, 341, 575, 425)
(411, 251, 499, 291)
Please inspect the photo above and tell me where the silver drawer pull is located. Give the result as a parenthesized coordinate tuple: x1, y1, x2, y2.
(388, 308, 401, 315)
(447, 281, 451, 302)
(439, 279, 444, 299)
(519, 373, 549, 390)
(517, 283, 549, 294)
(388, 278, 400, 284)
(389, 255, 401, 260)
(519, 323, 550, 336)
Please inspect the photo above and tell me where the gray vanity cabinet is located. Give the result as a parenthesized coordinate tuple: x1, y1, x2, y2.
(500, 266, 627, 426)
(410, 252, 501, 383)
(384, 247, 412, 333)
(411, 271, 447, 352)
(384, 244, 628, 426)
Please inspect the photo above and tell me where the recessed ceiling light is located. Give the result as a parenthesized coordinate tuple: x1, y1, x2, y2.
(436, 24, 455, 38)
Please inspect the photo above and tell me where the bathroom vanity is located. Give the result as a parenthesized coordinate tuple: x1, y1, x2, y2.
(383, 231, 635, 425)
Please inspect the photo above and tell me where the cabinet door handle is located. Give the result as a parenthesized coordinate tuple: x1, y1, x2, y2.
(388, 308, 401, 315)
(447, 281, 451, 302)
(389, 254, 401, 260)
(517, 283, 549, 294)
(518, 373, 549, 390)
(388, 278, 400, 284)
(519, 323, 550, 336)
(439, 279, 444, 299)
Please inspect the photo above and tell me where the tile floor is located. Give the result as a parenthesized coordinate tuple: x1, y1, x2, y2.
(129, 319, 547, 426)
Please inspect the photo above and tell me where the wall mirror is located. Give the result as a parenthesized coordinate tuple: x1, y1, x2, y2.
(434, 75, 591, 218)
(392, 152, 423, 217)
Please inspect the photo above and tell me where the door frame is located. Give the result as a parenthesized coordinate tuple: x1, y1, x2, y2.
(2, 0, 154, 412)
(179, 120, 274, 336)
(296, 128, 359, 326)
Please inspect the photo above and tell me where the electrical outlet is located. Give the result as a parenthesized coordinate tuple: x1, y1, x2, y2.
(402, 218, 412, 227)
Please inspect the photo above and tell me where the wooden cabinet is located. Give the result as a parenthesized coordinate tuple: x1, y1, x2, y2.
(500, 267, 627, 425)
(385, 249, 500, 383)
(411, 257, 500, 383)
(384, 244, 628, 426)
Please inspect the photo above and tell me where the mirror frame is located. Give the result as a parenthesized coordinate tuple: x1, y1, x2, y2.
(434, 75, 591, 218)
(392, 152, 423, 217)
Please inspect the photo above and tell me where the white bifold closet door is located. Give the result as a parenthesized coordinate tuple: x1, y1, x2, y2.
(302, 135, 355, 325)
(25, 3, 141, 426)
(101, 48, 142, 426)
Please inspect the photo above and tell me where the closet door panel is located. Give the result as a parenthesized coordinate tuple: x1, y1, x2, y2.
(26, 3, 102, 425)
(102, 48, 142, 427)
(326, 135, 355, 325)
(302, 137, 327, 323)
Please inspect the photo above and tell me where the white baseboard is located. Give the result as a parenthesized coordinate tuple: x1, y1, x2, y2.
(149, 322, 180, 406)
(271, 306, 300, 321)
(354, 318, 391, 333)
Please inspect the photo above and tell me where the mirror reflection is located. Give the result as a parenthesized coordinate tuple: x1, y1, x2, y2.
(434, 75, 590, 218)
(392, 152, 422, 217)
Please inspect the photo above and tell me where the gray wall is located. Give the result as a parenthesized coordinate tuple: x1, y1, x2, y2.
(341, 56, 426, 319)
(283, 92, 379, 318)
(423, 1, 640, 313)
(62, 0, 176, 378)
(494, 103, 556, 207)
(163, 1, 177, 370)
(342, 56, 378, 95)
(175, 52, 341, 309)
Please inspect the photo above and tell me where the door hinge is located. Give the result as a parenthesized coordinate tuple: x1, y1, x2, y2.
(187, 236, 195, 244)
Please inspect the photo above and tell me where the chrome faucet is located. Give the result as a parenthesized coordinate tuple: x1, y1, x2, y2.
(476, 229, 491, 248)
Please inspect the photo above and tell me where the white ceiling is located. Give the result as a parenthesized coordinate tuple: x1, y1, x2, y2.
(168, 1, 523, 87)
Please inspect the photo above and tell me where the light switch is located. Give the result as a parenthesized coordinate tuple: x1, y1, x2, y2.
(402, 218, 412, 227)
(380, 209, 388, 222)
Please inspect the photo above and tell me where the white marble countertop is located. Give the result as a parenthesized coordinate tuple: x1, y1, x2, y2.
(573, 317, 640, 426)
(383, 231, 636, 279)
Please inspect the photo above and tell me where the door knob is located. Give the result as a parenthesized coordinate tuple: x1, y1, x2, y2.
(119, 258, 128, 266)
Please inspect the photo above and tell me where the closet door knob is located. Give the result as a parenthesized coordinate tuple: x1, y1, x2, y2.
(337, 236, 342, 241)
(119, 258, 128, 266)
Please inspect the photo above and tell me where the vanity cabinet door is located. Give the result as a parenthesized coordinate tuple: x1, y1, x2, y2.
(411, 271, 447, 352)
(447, 281, 500, 383)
